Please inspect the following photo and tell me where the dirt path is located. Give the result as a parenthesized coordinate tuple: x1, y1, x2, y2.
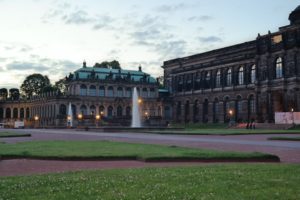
(0, 159, 231, 177)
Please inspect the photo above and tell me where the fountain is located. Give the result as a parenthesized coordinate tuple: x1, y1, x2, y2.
(131, 87, 141, 127)
(67, 102, 73, 127)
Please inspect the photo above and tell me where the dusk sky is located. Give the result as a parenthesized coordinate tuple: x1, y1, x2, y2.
(0, 0, 298, 88)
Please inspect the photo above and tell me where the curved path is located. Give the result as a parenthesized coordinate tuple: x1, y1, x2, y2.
(0, 129, 300, 176)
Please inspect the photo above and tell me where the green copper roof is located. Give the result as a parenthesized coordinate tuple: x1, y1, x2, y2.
(72, 67, 157, 83)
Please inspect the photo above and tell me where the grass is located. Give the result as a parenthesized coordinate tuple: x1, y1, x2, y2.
(0, 140, 279, 161)
(268, 137, 300, 141)
(0, 164, 299, 199)
(0, 131, 31, 138)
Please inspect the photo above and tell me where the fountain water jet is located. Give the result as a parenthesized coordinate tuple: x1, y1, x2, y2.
(131, 87, 141, 127)
(67, 102, 73, 127)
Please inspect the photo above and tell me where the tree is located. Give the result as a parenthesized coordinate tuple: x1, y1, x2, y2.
(20, 74, 51, 98)
(55, 78, 67, 94)
(9, 88, 20, 100)
(0, 88, 8, 100)
(93, 60, 121, 69)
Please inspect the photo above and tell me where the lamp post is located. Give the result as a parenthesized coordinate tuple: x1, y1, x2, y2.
(291, 108, 295, 127)
(229, 109, 234, 127)
(34, 115, 39, 128)
(78, 113, 83, 128)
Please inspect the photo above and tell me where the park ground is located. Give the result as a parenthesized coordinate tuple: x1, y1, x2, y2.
(0, 128, 300, 199)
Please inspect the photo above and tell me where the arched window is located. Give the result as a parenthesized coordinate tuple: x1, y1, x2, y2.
(80, 105, 87, 115)
(117, 87, 123, 97)
(20, 108, 24, 119)
(236, 96, 242, 120)
(90, 105, 96, 115)
(71, 105, 77, 117)
(59, 104, 67, 115)
(213, 98, 219, 123)
(107, 106, 113, 118)
(205, 72, 210, 89)
(164, 106, 171, 120)
(13, 108, 18, 119)
(80, 84, 87, 96)
(276, 57, 283, 78)
(149, 88, 155, 98)
(26, 108, 30, 119)
(176, 102, 181, 116)
(195, 73, 201, 90)
(142, 88, 148, 97)
(126, 106, 131, 117)
(108, 86, 114, 97)
(216, 70, 221, 87)
(99, 86, 105, 97)
(117, 106, 122, 117)
(238, 67, 244, 85)
(227, 69, 232, 86)
(5, 108, 11, 119)
(126, 88, 132, 97)
(0, 107, 3, 119)
(89, 85, 96, 96)
(99, 106, 105, 116)
(251, 65, 256, 83)
(202, 99, 209, 123)
(249, 95, 255, 114)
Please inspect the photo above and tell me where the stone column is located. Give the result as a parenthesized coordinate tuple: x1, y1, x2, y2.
(207, 102, 213, 123)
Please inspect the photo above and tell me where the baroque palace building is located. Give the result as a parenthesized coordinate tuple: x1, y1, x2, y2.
(162, 6, 300, 124)
(0, 62, 170, 127)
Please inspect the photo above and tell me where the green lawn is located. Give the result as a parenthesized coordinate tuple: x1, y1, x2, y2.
(0, 164, 299, 199)
(268, 137, 300, 141)
(146, 129, 300, 135)
(0, 140, 279, 161)
(0, 131, 31, 138)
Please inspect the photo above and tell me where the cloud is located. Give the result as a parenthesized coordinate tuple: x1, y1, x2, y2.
(155, 3, 189, 13)
(154, 40, 187, 59)
(0, 57, 7, 62)
(188, 15, 213, 22)
(93, 15, 115, 30)
(62, 10, 93, 25)
(7, 61, 49, 71)
(198, 36, 222, 43)
(42, 3, 115, 30)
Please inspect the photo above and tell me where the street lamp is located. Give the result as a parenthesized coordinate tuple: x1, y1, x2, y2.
(95, 114, 100, 128)
(145, 111, 149, 118)
(291, 108, 295, 127)
(228, 109, 234, 127)
(138, 98, 142, 104)
(78, 114, 83, 127)
(34, 115, 39, 128)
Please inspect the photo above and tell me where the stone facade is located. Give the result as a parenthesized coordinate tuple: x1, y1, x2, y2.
(162, 6, 300, 124)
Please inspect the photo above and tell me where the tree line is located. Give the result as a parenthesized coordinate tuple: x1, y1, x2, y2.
(0, 74, 66, 100)
(0, 60, 122, 100)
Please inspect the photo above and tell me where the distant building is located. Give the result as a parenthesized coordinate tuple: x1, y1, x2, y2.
(162, 6, 300, 124)
(0, 62, 168, 127)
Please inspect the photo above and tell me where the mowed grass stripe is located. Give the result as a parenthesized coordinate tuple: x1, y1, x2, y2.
(0, 141, 279, 161)
(0, 164, 299, 199)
